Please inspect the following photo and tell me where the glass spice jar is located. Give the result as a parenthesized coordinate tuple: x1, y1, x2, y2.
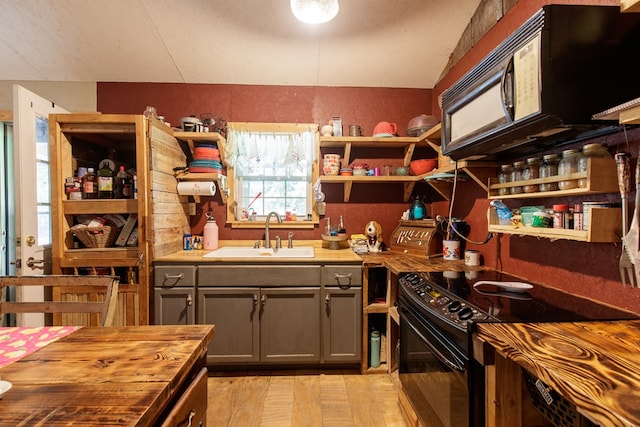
(510, 161, 525, 194)
(522, 157, 540, 193)
(498, 164, 512, 196)
(578, 143, 611, 188)
(539, 154, 560, 192)
(558, 149, 581, 190)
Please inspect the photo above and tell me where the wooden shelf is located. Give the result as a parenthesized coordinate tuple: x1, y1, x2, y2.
(320, 124, 497, 201)
(488, 205, 621, 243)
(488, 158, 618, 199)
(621, 0, 640, 13)
(174, 171, 229, 203)
(62, 199, 138, 215)
(173, 131, 226, 162)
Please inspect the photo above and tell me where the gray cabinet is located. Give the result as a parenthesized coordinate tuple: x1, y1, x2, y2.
(321, 266, 362, 362)
(198, 265, 321, 366)
(198, 287, 260, 364)
(260, 287, 320, 363)
(154, 266, 196, 325)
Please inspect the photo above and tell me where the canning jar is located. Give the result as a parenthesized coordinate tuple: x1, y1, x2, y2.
(578, 143, 611, 188)
(510, 161, 525, 194)
(539, 154, 560, 192)
(523, 157, 540, 193)
(498, 164, 512, 196)
(558, 149, 581, 190)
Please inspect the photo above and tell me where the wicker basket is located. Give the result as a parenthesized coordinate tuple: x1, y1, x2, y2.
(72, 226, 121, 248)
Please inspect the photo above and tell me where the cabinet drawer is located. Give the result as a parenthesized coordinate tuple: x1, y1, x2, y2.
(198, 265, 321, 286)
(155, 265, 197, 288)
(321, 265, 362, 287)
(160, 367, 208, 427)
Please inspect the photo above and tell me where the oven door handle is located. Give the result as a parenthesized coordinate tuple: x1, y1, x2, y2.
(400, 306, 466, 372)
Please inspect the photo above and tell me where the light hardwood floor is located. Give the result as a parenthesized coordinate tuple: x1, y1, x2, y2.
(207, 370, 408, 427)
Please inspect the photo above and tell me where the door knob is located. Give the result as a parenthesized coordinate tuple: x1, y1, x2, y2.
(26, 257, 47, 268)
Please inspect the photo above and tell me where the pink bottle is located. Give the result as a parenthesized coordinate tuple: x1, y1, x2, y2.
(203, 213, 219, 250)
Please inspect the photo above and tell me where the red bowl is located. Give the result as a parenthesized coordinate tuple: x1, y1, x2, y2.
(410, 159, 437, 175)
(194, 147, 220, 158)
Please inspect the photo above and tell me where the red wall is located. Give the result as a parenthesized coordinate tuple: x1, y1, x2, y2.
(430, 0, 640, 314)
(97, 0, 640, 314)
(97, 83, 433, 245)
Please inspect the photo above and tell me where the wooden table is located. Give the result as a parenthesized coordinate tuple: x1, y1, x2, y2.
(0, 325, 215, 426)
(474, 320, 640, 427)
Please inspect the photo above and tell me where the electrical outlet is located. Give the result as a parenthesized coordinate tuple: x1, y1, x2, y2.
(317, 202, 326, 215)
(188, 203, 196, 216)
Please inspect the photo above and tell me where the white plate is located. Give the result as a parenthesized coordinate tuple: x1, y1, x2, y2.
(0, 380, 12, 399)
(473, 280, 533, 293)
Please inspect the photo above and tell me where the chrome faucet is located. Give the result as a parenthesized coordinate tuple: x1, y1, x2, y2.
(264, 211, 282, 248)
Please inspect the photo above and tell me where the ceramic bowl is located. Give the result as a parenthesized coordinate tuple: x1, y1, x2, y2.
(410, 159, 437, 175)
(395, 166, 409, 176)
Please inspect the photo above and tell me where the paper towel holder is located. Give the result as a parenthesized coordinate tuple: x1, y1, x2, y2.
(175, 172, 228, 204)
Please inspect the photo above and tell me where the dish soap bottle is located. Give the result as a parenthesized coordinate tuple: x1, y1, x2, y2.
(203, 212, 219, 250)
(410, 196, 427, 220)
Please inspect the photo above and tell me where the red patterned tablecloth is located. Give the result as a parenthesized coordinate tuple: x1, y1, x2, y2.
(0, 326, 80, 368)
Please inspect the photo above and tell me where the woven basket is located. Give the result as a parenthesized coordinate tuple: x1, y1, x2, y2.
(72, 226, 120, 248)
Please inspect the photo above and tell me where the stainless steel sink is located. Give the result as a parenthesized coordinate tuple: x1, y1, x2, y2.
(203, 246, 315, 258)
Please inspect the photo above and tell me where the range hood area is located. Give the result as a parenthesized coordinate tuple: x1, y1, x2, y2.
(441, 5, 640, 161)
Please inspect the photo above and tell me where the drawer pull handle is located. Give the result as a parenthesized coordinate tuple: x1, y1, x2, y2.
(187, 409, 196, 427)
(334, 273, 352, 287)
(163, 273, 184, 287)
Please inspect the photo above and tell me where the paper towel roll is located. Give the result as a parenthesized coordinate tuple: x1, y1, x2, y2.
(177, 181, 216, 196)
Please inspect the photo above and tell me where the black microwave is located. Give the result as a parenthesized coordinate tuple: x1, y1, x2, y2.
(441, 5, 640, 161)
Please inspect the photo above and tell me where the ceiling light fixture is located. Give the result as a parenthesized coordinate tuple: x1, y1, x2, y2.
(290, 0, 339, 24)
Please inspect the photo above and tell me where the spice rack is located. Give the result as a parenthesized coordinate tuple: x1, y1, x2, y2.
(487, 157, 621, 242)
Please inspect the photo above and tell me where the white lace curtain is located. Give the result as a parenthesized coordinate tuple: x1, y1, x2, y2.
(225, 124, 318, 174)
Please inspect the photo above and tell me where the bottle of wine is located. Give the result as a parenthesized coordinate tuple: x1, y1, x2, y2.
(98, 161, 114, 199)
(114, 166, 132, 199)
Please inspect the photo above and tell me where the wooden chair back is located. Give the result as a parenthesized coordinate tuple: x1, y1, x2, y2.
(0, 275, 119, 327)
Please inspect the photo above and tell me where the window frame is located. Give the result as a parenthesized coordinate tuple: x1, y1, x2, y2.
(225, 122, 320, 229)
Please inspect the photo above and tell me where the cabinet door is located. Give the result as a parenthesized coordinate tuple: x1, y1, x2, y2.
(260, 288, 320, 363)
(198, 287, 260, 364)
(154, 288, 195, 325)
(322, 287, 362, 362)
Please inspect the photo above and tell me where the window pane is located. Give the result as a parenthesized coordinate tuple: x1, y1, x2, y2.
(37, 205, 51, 246)
(35, 114, 52, 245)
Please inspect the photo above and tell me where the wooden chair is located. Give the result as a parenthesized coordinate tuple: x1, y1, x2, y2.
(0, 275, 119, 327)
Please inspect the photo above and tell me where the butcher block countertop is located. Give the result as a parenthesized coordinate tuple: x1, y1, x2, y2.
(474, 320, 640, 426)
(0, 325, 215, 426)
(155, 240, 362, 263)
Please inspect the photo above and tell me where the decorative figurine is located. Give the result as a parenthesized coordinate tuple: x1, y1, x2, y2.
(365, 221, 386, 253)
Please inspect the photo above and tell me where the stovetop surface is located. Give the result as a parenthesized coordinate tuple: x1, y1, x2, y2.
(401, 269, 637, 325)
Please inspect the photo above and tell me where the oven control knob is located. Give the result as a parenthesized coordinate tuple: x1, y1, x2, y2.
(447, 301, 462, 312)
(458, 307, 474, 320)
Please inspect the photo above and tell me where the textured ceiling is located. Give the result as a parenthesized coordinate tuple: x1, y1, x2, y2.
(0, 0, 482, 89)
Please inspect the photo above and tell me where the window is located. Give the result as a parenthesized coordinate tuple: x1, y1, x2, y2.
(225, 123, 319, 228)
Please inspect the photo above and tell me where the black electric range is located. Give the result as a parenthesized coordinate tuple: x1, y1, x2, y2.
(399, 269, 636, 332)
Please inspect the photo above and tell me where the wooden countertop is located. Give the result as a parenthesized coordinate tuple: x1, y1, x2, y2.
(155, 240, 362, 263)
(0, 325, 215, 426)
(475, 320, 640, 426)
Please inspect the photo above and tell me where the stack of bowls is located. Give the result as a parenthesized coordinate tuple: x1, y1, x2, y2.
(323, 154, 341, 176)
(189, 143, 222, 173)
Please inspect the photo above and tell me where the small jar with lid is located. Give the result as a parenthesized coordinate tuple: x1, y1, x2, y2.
(539, 154, 560, 192)
(578, 143, 611, 188)
(498, 164, 512, 196)
(510, 161, 525, 194)
(558, 149, 582, 190)
(522, 157, 540, 193)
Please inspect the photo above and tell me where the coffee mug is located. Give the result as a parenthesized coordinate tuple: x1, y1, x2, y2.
(443, 240, 461, 260)
(464, 250, 481, 266)
(373, 121, 398, 136)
